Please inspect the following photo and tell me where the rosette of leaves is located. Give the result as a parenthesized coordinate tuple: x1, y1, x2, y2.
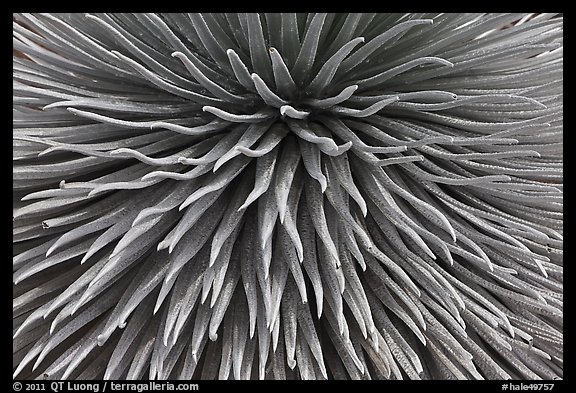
(13, 13, 563, 380)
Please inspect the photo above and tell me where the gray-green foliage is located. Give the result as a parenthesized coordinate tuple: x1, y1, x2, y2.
(13, 13, 562, 380)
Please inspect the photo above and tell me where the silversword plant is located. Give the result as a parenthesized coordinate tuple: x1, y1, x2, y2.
(13, 13, 562, 380)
